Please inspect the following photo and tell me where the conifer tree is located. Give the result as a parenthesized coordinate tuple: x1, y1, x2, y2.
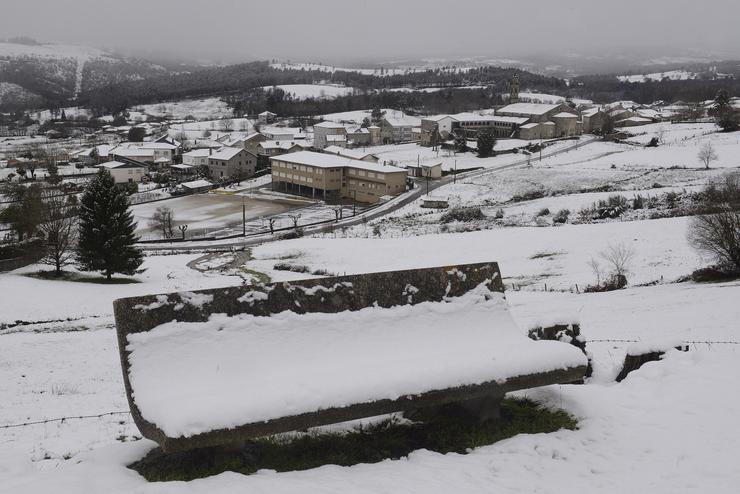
(77, 169, 143, 280)
(714, 90, 739, 132)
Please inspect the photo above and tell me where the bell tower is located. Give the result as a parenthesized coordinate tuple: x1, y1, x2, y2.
(509, 74, 520, 104)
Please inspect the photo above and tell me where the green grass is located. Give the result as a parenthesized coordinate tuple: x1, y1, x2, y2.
(23, 270, 141, 284)
(130, 398, 577, 482)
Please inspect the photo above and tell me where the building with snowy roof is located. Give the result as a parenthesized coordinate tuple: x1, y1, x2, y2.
(97, 160, 148, 184)
(207, 146, 258, 180)
(270, 150, 407, 203)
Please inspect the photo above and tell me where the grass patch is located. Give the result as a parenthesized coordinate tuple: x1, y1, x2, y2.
(130, 398, 576, 482)
(23, 271, 141, 284)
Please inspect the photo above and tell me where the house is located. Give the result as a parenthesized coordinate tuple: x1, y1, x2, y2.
(258, 111, 277, 125)
(257, 140, 308, 157)
(207, 146, 257, 180)
(380, 115, 421, 144)
(324, 145, 379, 162)
(97, 160, 148, 183)
(452, 112, 529, 138)
(406, 162, 443, 179)
(179, 179, 213, 193)
(420, 115, 458, 145)
(169, 164, 197, 176)
(346, 127, 372, 147)
(270, 150, 407, 204)
(518, 122, 556, 140)
(312, 122, 348, 149)
(260, 127, 305, 141)
(71, 144, 114, 165)
(496, 103, 581, 137)
(108, 142, 177, 165)
(581, 108, 609, 134)
(182, 148, 212, 167)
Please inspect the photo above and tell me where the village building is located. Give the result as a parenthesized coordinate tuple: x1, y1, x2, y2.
(380, 115, 421, 144)
(406, 162, 443, 179)
(256, 140, 308, 157)
(108, 142, 177, 165)
(71, 144, 114, 165)
(323, 145, 379, 162)
(207, 146, 257, 180)
(218, 132, 266, 152)
(97, 160, 148, 183)
(260, 126, 306, 141)
(258, 111, 277, 125)
(169, 164, 197, 176)
(313, 122, 348, 149)
(179, 179, 213, 194)
(182, 148, 212, 167)
(496, 102, 581, 137)
(270, 150, 407, 204)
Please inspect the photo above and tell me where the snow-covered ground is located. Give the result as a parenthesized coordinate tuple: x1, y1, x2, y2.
(263, 84, 356, 100)
(128, 98, 234, 122)
(617, 70, 698, 83)
(1, 117, 739, 493)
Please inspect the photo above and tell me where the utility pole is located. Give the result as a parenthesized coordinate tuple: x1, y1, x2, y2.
(242, 196, 246, 236)
(454, 159, 457, 184)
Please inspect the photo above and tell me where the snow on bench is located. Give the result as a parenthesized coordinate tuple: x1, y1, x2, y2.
(113, 262, 588, 452)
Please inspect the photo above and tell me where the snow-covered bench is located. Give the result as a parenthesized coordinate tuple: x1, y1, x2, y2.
(113, 262, 588, 452)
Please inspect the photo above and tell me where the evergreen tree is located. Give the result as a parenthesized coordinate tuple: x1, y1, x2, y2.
(713, 90, 739, 132)
(477, 128, 496, 157)
(77, 169, 143, 280)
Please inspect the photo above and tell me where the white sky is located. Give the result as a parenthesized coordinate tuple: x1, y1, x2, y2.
(2, 0, 739, 63)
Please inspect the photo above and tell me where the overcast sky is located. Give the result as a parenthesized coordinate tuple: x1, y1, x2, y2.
(2, 0, 739, 64)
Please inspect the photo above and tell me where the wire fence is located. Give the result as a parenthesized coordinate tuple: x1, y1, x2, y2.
(0, 411, 131, 430)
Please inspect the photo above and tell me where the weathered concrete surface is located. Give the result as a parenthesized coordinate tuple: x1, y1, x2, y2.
(114, 262, 586, 452)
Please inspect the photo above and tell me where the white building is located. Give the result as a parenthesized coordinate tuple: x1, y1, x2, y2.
(97, 160, 147, 183)
(182, 148, 212, 167)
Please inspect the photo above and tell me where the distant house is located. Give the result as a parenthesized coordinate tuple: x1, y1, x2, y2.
(497, 102, 581, 137)
(218, 132, 266, 151)
(324, 145, 379, 162)
(406, 162, 443, 179)
(207, 146, 257, 180)
(97, 160, 148, 184)
(380, 115, 421, 144)
(257, 140, 308, 157)
(169, 164, 197, 176)
(313, 122, 348, 149)
(179, 179, 213, 193)
(72, 144, 114, 165)
(182, 148, 212, 167)
(108, 142, 177, 165)
(258, 111, 277, 125)
(260, 126, 305, 141)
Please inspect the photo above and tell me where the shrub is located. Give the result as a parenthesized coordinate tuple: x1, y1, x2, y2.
(632, 194, 645, 210)
(690, 265, 740, 282)
(494, 208, 504, 219)
(592, 195, 629, 219)
(536, 207, 550, 217)
(440, 206, 486, 224)
(688, 208, 740, 273)
(553, 209, 570, 223)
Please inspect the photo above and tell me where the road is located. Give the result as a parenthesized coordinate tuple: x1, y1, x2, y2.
(140, 137, 598, 252)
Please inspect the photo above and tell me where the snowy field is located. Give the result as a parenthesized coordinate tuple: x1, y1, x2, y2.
(263, 84, 356, 99)
(617, 70, 698, 83)
(1, 120, 739, 492)
(128, 98, 233, 122)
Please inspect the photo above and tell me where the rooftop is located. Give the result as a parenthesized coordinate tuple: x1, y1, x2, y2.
(497, 103, 561, 116)
(209, 146, 245, 160)
(272, 150, 406, 174)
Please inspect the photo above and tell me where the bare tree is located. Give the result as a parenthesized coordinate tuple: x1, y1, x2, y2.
(38, 189, 77, 275)
(600, 242, 635, 280)
(688, 208, 740, 272)
(588, 257, 603, 287)
(148, 206, 175, 239)
(698, 141, 718, 169)
(219, 119, 234, 132)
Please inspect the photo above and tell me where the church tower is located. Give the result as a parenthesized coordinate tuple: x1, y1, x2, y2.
(509, 74, 520, 104)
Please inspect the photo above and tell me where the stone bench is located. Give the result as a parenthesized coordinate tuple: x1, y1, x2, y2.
(113, 262, 587, 453)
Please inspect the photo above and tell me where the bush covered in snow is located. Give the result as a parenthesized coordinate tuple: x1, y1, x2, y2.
(440, 206, 486, 224)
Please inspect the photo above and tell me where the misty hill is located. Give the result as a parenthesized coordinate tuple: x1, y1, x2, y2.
(0, 39, 169, 111)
